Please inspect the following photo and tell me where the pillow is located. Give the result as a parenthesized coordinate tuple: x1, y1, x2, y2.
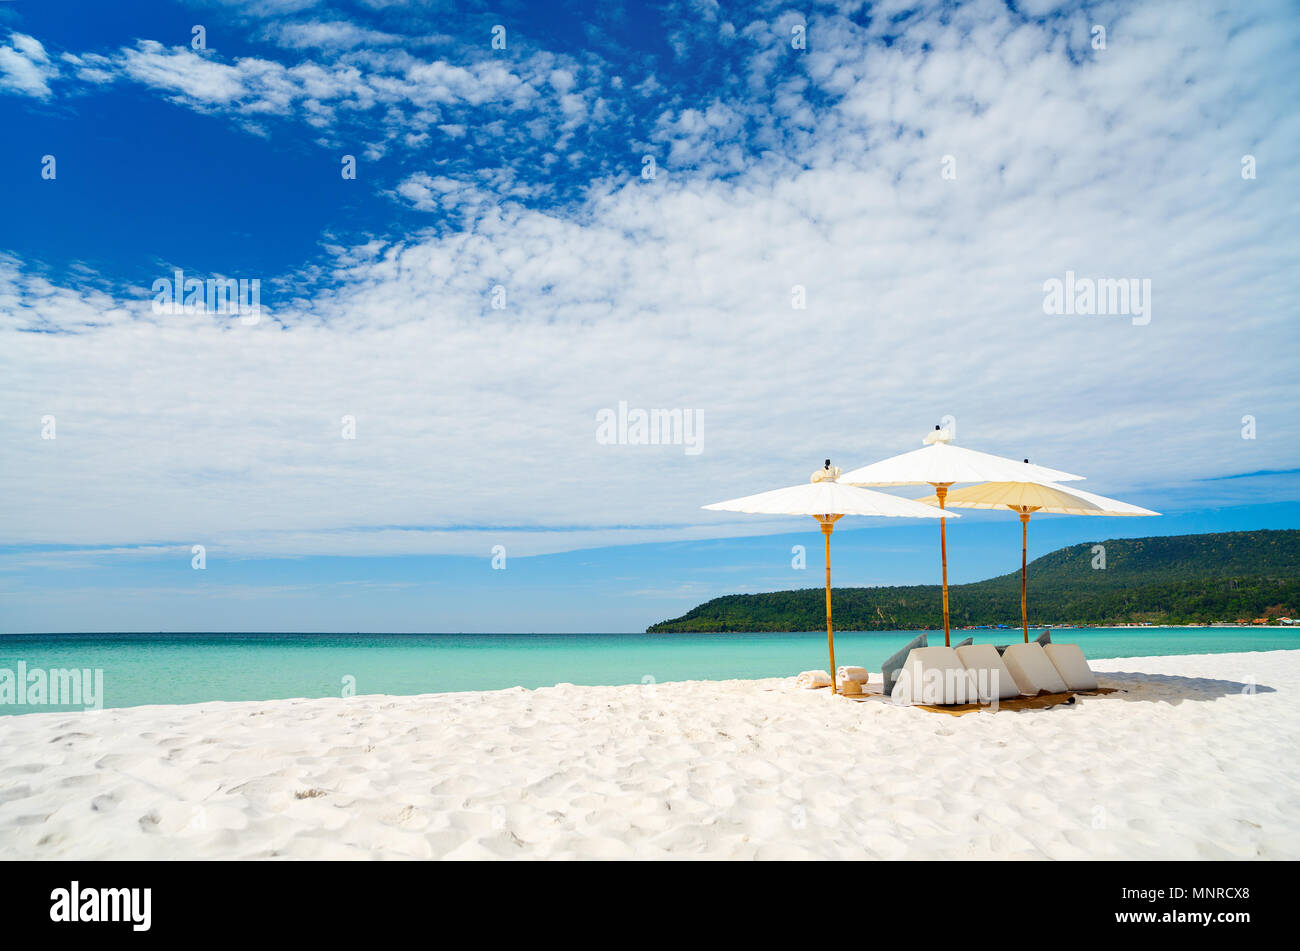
(1043, 643, 1098, 690)
(795, 670, 832, 689)
(882, 633, 927, 694)
(952, 636, 973, 648)
(955, 644, 1021, 701)
(1036, 630, 1052, 646)
(891, 647, 975, 705)
(1001, 643, 1068, 695)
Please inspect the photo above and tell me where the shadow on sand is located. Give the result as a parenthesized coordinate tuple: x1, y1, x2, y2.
(1094, 670, 1276, 705)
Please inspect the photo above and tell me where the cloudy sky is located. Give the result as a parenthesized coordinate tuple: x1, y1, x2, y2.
(1, 0, 1297, 632)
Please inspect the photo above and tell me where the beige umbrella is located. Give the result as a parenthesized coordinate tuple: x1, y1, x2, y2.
(915, 480, 1159, 642)
(704, 461, 955, 693)
(840, 428, 1083, 645)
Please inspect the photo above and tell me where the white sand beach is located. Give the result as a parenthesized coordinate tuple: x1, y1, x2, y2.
(2, 650, 1297, 860)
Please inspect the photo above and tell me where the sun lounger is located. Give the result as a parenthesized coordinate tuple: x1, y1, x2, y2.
(1042, 643, 1098, 690)
(882, 634, 927, 694)
(890, 646, 976, 705)
(1000, 643, 1068, 695)
(955, 643, 1021, 701)
(994, 631, 1049, 655)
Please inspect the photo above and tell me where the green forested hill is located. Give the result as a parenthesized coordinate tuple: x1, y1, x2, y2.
(646, 530, 1300, 632)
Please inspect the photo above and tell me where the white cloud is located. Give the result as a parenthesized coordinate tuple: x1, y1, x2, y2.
(392, 167, 551, 215)
(0, 22, 612, 170)
(1, 0, 1297, 561)
(34, 37, 583, 161)
(265, 20, 407, 50)
(59, 52, 115, 85)
(10, 32, 48, 62)
(392, 172, 464, 212)
(118, 41, 248, 104)
(0, 32, 58, 98)
(206, 0, 323, 14)
(262, 19, 447, 50)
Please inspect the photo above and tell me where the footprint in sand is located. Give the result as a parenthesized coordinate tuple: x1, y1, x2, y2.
(49, 732, 93, 744)
(56, 774, 97, 788)
(0, 785, 32, 805)
(91, 793, 119, 812)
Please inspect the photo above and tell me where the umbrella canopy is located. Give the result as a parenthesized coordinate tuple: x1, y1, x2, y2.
(915, 480, 1160, 641)
(838, 428, 1085, 487)
(839, 427, 1085, 645)
(915, 480, 1159, 517)
(703, 479, 958, 518)
(704, 461, 954, 693)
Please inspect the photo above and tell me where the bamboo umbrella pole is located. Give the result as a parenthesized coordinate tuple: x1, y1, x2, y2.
(820, 516, 841, 693)
(1020, 511, 1031, 642)
(935, 484, 953, 646)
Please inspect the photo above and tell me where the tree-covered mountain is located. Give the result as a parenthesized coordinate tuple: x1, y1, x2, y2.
(646, 530, 1300, 632)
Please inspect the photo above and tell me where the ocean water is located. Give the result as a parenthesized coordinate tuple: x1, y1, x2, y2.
(1, 628, 1296, 715)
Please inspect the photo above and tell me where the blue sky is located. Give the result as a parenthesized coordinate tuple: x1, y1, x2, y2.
(1, 0, 1298, 632)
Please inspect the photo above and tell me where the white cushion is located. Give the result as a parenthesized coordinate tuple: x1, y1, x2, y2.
(890, 646, 977, 705)
(1001, 643, 1068, 695)
(955, 644, 1021, 701)
(1043, 643, 1098, 690)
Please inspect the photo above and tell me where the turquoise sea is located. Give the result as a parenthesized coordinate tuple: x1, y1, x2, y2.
(1, 628, 1296, 715)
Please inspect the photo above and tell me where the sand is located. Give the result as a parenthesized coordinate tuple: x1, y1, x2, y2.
(1, 650, 1297, 860)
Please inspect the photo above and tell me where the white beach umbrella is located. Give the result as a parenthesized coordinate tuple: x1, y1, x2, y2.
(704, 461, 955, 694)
(840, 428, 1086, 487)
(915, 481, 1160, 642)
(839, 427, 1084, 645)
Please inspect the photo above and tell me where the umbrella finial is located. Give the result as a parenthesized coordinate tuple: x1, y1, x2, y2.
(1024, 458, 1029, 464)
(811, 460, 842, 483)
(923, 426, 954, 446)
